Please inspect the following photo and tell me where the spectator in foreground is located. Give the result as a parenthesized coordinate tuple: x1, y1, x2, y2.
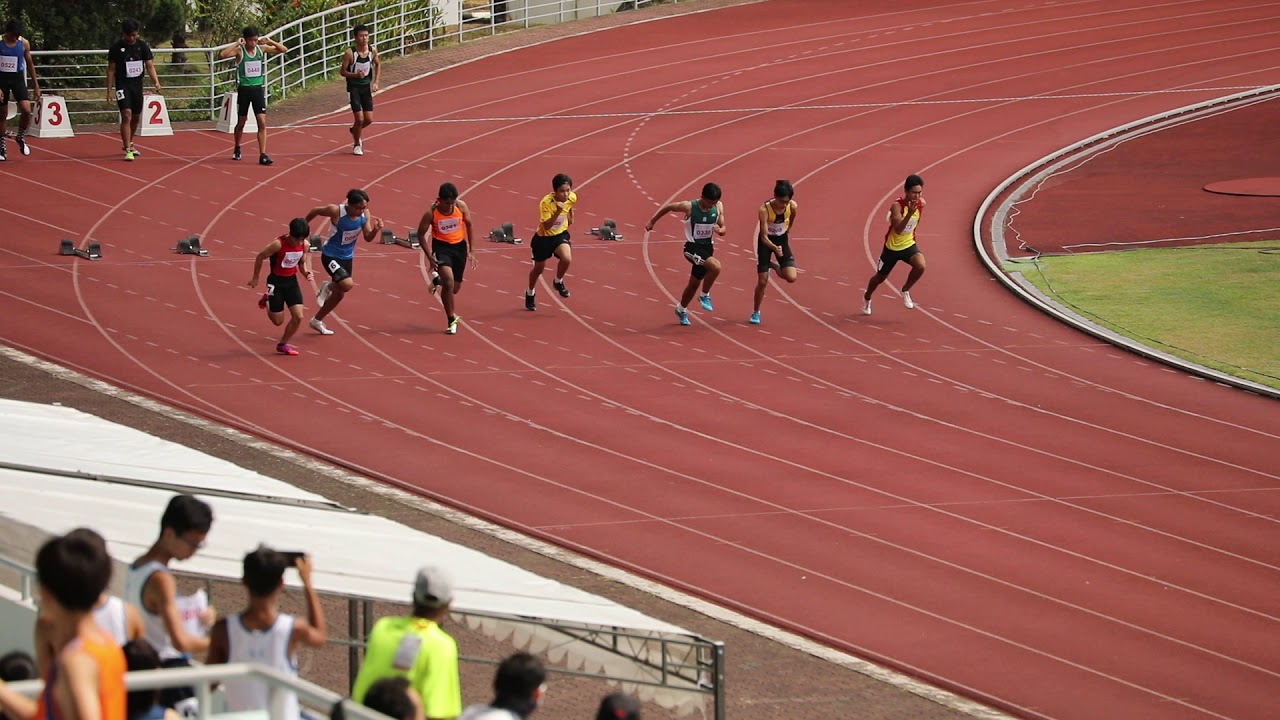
(351, 565, 461, 720)
(0, 528, 126, 720)
(206, 546, 327, 720)
(0, 652, 37, 720)
(126, 493, 216, 711)
(363, 677, 424, 720)
(458, 652, 546, 720)
(122, 640, 180, 720)
(594, 693, 641, 720)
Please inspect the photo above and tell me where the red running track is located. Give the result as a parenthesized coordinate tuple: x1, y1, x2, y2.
(3, 2, 1279, 719)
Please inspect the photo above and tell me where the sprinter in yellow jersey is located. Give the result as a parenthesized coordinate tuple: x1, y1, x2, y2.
(863, 174, 926, 315)
(751, 179, 799, 325)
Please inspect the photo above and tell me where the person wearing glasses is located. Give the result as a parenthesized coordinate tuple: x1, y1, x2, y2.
(307, 188, 383, 336)
(125, 494, 217, 710)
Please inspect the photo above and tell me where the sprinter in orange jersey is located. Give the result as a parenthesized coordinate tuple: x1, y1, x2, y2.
(0, 529, 126, 720)
(417, 182, 475, 335)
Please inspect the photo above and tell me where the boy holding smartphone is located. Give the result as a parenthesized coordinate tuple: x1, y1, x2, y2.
(207, 547, 327, 720)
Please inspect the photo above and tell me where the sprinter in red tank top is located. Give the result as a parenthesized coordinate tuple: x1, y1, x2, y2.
(249, 218, 314, 355)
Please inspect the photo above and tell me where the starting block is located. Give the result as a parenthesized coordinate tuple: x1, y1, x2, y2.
(591, 219, 622, 241)
(176, 235, 209, 257)
(58, 238, 102, 260)
(380, 228, 421, 248)
(309, 235, 324, 252)
(489, 223, 521, 244)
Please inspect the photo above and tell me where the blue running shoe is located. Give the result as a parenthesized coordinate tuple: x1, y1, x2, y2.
(749, 311, 761, 325)
(675, 307, 691, 326)
(698, 293, 713, 311)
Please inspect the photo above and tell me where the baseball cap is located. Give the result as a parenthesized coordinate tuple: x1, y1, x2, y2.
(412, 565, 454, 608)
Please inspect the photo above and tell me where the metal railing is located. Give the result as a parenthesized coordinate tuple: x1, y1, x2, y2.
(4, 663, 393, 720)
(1, 545, 723, 720)
(27, 0, 682, 124)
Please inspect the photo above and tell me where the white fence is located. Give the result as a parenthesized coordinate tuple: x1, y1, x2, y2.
(27, 0, 685, 123)
(4, 663, 394, 720)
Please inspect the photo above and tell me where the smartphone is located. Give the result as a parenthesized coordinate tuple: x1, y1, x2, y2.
(281, 551, 306, 565)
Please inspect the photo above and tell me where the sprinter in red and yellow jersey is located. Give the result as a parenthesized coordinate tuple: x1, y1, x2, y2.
(863, 174, 926, 316)
(416, 182, 475, 335)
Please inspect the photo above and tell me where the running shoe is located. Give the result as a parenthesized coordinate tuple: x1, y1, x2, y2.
(309, 317, 334, 335)
(0, 138, 6, 161)
(232, 145, 242, 161)
(698, 293, 713, 311)
(316, 280, 332, 306)
(862, 299, 873, 316)
(353, 143, 364, 156)
(749, 311, 761, 325)
(259, 153, 274, 166)
(429, 272, 440, 296)
(276, 343, 299, 356)
(124, 150, 135, 162)
(129, 145, 141, 157)
(445, 315, 460, 335)
(257, 292, 269, 310)
(15, 134, 29, 156)
(903, 291, 915, 309)
(554, 279, 570, 298)
(675, 307, 690, 326)
(525, 292, 536, 311)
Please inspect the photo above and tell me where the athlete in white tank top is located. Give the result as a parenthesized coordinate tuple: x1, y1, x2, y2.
(222, 613, 300, 719)
(92, 596, 130, 645)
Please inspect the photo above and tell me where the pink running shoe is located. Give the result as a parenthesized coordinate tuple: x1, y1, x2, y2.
(276, 343, 299, 356)
(257, 293, 269, 310)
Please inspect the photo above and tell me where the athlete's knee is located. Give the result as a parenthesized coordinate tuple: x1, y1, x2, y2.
(268, 313, 285, 327)
(756, 274, 769, 289)
(361, 117, 372, 128)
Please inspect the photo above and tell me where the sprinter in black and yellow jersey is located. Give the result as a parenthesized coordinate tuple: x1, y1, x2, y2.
(864, 174, 926, 316)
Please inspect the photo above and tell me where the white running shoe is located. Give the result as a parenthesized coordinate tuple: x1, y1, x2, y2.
(862, 299, 872, 316)
(353, 143, 364, 156)
(316, 280, 332, 306)
(903, 291, 915, 309)
(309, 317, 335, 335)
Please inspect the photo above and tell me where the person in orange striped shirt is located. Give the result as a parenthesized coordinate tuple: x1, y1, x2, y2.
(416, 182, 475, 335)
(0, 529, 126, 720)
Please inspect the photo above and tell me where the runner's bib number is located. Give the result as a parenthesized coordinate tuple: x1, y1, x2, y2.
(125, 60, 144, 78)
(280, 250, 304, 268)
(437, 217, 460, 234)
(766, 222, 786, 236)
(243, 60, 262, 78)
(692, 223, 715, 240)
(902, 215, 919, 234)
(340, 228, 361, 245)
(0, 56, 17, 73)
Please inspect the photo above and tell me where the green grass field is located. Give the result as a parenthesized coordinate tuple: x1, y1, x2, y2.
(1007, 240, 1280, 391)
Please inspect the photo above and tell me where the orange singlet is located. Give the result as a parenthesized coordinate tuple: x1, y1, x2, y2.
(34, 631, 127, 720)
(431, 204, 466, 244)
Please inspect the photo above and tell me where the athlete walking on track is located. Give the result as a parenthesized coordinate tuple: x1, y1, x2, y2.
(248, 218, 314, 356)
(751, 180, 799, 325)
(525, 173, 576, 311)
(646, 182, 726, 326)
(864, 174, 926, 315)
(417, 182, 475, 335)
(307, 189, 383, 336)
(340, 24, 380, 155)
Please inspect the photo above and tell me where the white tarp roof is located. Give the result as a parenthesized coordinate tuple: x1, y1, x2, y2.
(0, 399, 711, 715)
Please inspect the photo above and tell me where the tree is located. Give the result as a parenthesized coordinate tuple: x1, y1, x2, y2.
(8, 0, 187, 50)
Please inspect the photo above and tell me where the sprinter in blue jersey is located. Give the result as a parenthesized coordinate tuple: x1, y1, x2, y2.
(305, 189, 382, 335)
(0, 20, 40, 160)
